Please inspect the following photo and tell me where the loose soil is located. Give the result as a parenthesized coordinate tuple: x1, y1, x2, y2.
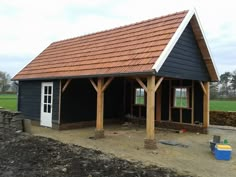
(0, 131, 193, 177)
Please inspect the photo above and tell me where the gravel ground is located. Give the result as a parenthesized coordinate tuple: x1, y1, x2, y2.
(0, 131, 193, 177)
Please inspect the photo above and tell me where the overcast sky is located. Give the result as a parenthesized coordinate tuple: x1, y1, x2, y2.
(0, 0, 235, 78)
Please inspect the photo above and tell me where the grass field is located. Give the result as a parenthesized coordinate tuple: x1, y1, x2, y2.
(1, 94, 236, 112)
(0, 94, 17, 111)
(210, 100, 236, 112)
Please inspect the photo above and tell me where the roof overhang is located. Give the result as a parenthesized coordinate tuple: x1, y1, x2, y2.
(152, 9, 219, 82)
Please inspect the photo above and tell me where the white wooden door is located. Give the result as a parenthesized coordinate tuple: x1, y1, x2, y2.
(40, 82, 53, 127)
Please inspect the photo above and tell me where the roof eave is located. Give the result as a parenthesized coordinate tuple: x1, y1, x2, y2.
(13, 70, 156, 81)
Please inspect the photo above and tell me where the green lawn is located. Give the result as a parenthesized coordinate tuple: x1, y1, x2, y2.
(210, 100, 236, 112)
(1, 93, 236, 112)
(0, 94, 17, 111)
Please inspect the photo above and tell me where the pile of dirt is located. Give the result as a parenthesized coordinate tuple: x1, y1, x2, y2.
(0, 131, 194, 177)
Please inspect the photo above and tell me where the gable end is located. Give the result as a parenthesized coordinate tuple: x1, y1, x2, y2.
(157, 23, 210, 81)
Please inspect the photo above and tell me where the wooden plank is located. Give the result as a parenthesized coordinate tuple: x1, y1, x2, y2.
(199, 81, 207, 95)
(191, 81, 194, 124)
(96, 78, 104, 130)
(156, 85, 162, 122)
(146, 75, 155, 139)
(135, 77, 147, 92)
(62, 79, 71, 93)
(89, 79, 98, 92)
(102, 77, 114, 92)
(203, 82, 209, 128)
(154, 77, 164, 92)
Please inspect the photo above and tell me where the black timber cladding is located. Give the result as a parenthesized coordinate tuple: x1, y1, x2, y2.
(18, 80, 59, 121)
(157, 23, 210, 81)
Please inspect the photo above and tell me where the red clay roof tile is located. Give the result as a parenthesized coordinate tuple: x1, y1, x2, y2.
(13, 11, 188, 80)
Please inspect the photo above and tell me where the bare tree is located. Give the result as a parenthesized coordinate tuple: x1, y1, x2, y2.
(220, 72, 232, 97)
(231, 70, 236, 96)
(210, 82, 219, 99)
(0, 71, 11, 92)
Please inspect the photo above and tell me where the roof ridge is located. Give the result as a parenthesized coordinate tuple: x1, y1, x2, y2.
(53, 10, 188, 44)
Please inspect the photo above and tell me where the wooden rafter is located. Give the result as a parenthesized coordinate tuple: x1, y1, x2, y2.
(102, 77, 114, 92)
(62, 79, 72, 93)
(199, 81, 207, 95)
(135, 77, 147, 92)
(154, 77, 164, 92)
(89, 79, 98, 92)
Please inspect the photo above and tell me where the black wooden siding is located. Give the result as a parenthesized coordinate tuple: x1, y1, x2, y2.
(157, 23, 210, 81)
(18, 80, 59, 122)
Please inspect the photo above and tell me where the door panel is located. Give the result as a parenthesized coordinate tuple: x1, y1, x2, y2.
(40, 82, 53, 127)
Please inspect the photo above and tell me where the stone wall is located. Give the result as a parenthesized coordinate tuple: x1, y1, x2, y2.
(210, 111, 236, 127)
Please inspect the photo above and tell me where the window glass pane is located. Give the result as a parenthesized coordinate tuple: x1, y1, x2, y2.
(44, 104, 47, 112)
(136, 88, 140, 96)
(48, 105, 51, 113)
(48, 86, 52, 94)
(135, 88, 144, 105)
(174, 88, 188, 108)
(48, 96, 51, 103)
(44, 96, 47, 103)
(44, 86, 48, 94)
(140, 89, 144, 96)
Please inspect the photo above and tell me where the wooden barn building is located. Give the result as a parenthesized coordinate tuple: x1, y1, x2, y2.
(13, 10, 218, 149)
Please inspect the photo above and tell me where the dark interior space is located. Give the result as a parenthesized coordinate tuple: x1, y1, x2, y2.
(194, 81, 204, 123)
(61, 78, 127, 124)
(124, 79, 146, 119)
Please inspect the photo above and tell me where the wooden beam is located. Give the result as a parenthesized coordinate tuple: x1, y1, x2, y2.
(154, 77, 164, 92)
(146, 75, 155, 140)
(89, 79, 98, 92)
(203, 82, 209, 128)
(156, 85, 162, 122)
(135, 77, 147, 92)
(62, 79, 71, 93)
(102, 77, 114, 92)
(199, 81, 207, 95)
(96, 78, 104, 130)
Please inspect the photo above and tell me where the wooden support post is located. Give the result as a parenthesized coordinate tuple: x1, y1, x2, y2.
(144, 75, 157, 149)
(95, 78, 105, 138)
(89, 77, 113, 138)
(62, 79, 71, 93)
(203, 82, 209, 129)
(156, 85, 162, 122)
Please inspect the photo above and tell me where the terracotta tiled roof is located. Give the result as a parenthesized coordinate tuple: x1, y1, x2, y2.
(14, 11, 188, 80)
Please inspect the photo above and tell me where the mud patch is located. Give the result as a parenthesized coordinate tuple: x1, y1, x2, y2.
(0, 132, 194, 177)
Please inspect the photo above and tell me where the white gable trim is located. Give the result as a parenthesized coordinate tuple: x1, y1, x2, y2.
(152, 10, 195, 72)
(193, 10, 220, 80)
